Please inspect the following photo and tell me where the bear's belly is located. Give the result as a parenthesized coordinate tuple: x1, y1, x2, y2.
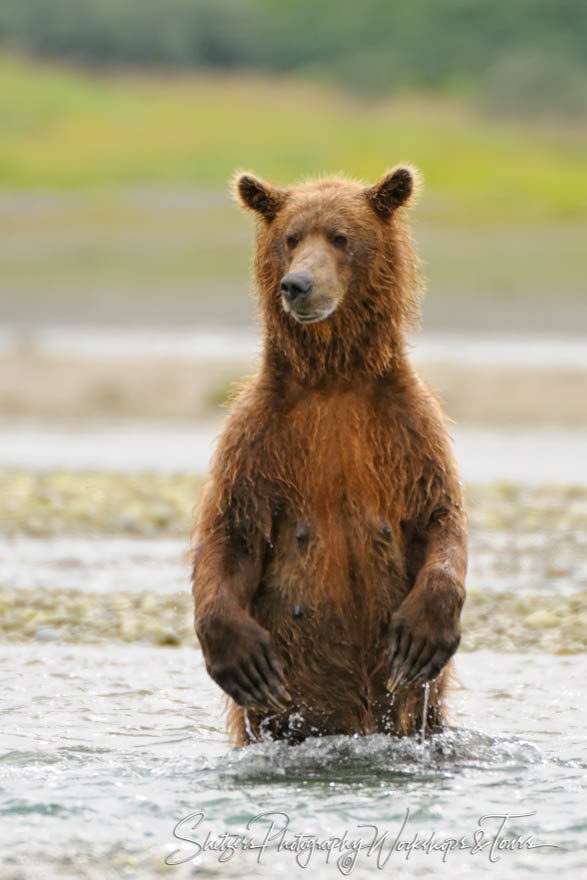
(249, 511, 409, 715)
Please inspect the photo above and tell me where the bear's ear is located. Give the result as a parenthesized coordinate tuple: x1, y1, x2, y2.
(365, 166, 421, 219)
(233, 172, 286, 222)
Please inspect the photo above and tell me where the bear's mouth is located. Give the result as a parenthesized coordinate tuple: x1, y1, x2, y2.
(290, 305, 337, 325)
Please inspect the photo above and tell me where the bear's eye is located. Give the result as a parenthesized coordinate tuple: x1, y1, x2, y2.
(333, 234, 348, 249)
(286, 234, 299, 249)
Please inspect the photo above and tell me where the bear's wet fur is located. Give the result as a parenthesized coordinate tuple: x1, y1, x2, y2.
(192, 167, 467, 746)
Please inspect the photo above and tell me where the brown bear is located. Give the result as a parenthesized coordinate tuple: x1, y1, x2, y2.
(191, 166, 467, 746)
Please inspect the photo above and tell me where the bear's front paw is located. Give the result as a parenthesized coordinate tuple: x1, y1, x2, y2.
(197, 611, 291, 711)
(386, 566, 463, 692)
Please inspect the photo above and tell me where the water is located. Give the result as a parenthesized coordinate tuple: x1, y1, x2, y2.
(1, 645, 585, 879)
(0, 536, 188, 596)
(0, 420, 586, 484)
(3, 325, 587, 368)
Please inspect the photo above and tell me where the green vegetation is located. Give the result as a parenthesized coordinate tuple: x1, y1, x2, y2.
(1, 0, 586, 115)
(0, 55, 586, 223)
(0, 53, 585, 329)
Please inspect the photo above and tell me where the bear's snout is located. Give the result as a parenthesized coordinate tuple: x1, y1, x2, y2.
(280, 272, 313, 309)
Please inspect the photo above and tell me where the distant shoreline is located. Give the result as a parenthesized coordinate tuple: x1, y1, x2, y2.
(2, 327, 586, 427)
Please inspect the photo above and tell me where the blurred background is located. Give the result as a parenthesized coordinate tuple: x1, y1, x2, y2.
(0, 0, 586, 440)
(0, 0, 586, 437)
(0, 0, 585, 654)
(1, 5, 587, 878)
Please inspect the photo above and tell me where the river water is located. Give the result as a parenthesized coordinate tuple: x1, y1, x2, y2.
(0, 420, 585, 485)
(2, 325, 587, 368)
(1, 644, 585, 879)
(2, 492, 586, 878)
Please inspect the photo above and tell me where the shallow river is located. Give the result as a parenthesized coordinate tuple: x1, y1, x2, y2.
(2, 645, 586, 880)
(0, 420, 585, 485)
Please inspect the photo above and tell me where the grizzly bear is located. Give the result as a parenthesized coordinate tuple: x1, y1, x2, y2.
(191, 166, 467, 746)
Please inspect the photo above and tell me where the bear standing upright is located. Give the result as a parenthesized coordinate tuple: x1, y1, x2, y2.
(192, 167, 467, 746)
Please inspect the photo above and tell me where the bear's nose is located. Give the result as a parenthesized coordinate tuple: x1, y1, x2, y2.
(280, 272, 313, 307)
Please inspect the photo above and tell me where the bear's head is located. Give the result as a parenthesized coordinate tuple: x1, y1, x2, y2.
(235, 168, 423, 382)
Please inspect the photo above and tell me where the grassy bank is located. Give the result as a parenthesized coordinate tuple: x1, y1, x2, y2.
(2, 55, 586, 329)
(1, 55, 586, 223)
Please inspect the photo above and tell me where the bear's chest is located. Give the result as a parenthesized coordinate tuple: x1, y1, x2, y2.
(260, 390, 410, 610)
(276, 388, 406, 519)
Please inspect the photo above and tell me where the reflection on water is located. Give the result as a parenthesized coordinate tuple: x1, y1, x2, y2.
(1, 646, 585, 879)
